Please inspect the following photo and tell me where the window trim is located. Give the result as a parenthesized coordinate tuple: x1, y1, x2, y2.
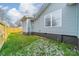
(44, 9, 62, 28)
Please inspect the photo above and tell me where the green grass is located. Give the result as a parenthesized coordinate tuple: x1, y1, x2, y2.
(0, 33, 39, 55)
(0, 32, 79, 56)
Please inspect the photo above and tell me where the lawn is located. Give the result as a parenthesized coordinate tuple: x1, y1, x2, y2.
(0, 33, 79, 56)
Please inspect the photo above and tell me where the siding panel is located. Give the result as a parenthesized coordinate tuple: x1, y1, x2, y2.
(32, 3, 77, 36)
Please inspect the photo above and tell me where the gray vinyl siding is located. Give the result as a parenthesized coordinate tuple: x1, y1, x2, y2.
(32, 3, 78, 36)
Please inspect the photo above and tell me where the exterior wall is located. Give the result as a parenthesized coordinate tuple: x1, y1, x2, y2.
(22, 19, 29, 33)
(22, 19, 32, 34)
(32, 3, 77, 36)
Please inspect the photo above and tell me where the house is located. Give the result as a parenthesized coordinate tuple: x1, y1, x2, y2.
(20, 3, 79, 48)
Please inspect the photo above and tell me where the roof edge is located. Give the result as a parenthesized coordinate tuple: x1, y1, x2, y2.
(33, 3, 51, 21)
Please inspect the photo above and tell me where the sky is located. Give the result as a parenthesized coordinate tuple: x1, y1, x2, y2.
(0, 3, 43, 25)
(0, 3, 20, 10)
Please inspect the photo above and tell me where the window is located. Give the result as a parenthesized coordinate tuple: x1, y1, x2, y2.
(44, 9, 62, 27)
(52, 16, 57, 26)
(45, 15, 51, 26)
(44, 14, 51, 27)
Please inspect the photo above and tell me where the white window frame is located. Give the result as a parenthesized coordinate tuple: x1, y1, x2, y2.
(44, 13, 52, 27)
(44, 9, 62, 28)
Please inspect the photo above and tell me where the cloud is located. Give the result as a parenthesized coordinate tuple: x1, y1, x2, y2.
(19, 3, 38, 16)
(7, 8, 22, 17)
(7, 8, 23, 24)
(0, 3, 42, 26)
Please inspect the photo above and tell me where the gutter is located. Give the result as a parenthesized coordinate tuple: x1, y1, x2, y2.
(67, 3, 76, 6)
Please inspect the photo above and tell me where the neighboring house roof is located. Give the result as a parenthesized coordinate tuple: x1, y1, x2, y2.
(15, 16, 34, 27)
(20, 16, 34, 22)
(0, 19, 17, 27)
(0, 22, 5, 26)
(0, 20, 9, 27)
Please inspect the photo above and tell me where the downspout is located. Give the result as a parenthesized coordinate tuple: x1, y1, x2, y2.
(76, 4, 79, 49)
(77, 4, 79, 38)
